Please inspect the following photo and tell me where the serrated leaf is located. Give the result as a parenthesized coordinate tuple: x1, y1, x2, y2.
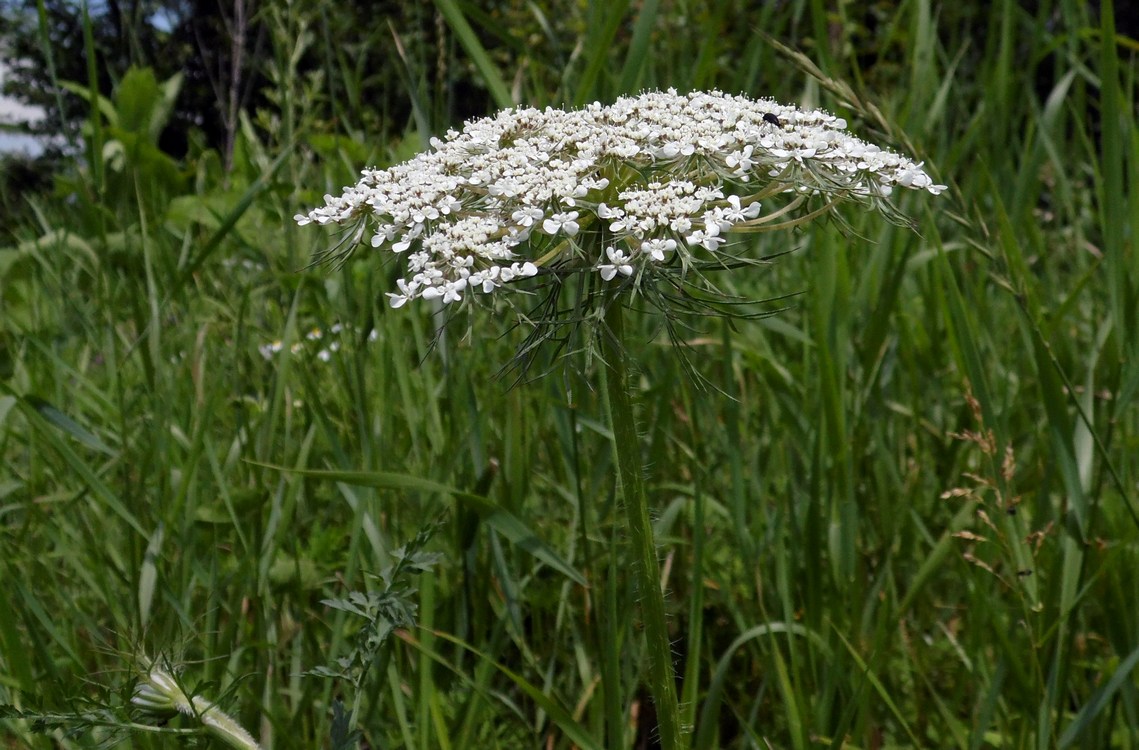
(320, 598, 370, 618)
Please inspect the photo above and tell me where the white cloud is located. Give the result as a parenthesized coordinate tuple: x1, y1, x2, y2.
(0, 59, 45, 123)
(0, 59, 47, 155)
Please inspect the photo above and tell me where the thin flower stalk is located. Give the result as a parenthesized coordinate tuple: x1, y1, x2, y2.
(601, 300, 686, 750)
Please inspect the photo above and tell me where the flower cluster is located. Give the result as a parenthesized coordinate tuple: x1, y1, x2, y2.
(297, 89, 944, 308)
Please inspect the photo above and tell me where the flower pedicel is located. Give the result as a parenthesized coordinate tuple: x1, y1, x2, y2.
(296, 89, 944, 309)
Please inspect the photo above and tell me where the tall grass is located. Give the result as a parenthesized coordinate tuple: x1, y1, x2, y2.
(1, 0, 1137, 747)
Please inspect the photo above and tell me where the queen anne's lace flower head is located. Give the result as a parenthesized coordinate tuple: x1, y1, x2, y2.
(297, 89, 944, 308)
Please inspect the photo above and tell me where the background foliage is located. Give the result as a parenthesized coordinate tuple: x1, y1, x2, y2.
(2, 0, 1138, 748)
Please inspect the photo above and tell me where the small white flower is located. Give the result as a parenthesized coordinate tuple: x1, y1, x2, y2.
(438, 195, 462, 215)
(543, 211, 581, 236)
(489, 178, 523, 198)
(725, 145, 755, 174)
(643, 238, 677, 262)
(670, 216, 693, 235)
(722, 195, 761, 223)
(371, 224, 397, 248)
(695, 185, 724, 202)
(441, 279, 468, 304)
(597, 203, 622, 219)
(469, 268, 499, 294)
(421, 206, 442, 223)
(507, 225, 534, 243)
(499, 261, 538, 283)
(686, 230, 726, 252)
(705, 209, 732, 234)
(599, 246, 634, 281)
(512, 206, 544, 227)
(386, 278, 418, 308)
(259, 340, 283, 360)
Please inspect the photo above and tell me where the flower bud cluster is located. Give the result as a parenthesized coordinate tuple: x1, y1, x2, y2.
(297, 89, 944, 308)
(133, 661, 261, 750)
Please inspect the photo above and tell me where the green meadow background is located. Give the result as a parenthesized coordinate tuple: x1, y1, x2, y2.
(2, 0, 1138, 747)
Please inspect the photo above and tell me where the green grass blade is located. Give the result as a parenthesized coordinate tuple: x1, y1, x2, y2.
(616, 0, 660, 94)
(257, 465, 586, 586)
(423, 629, 606, 750)
(432, 0, 514, 109)
(1058, 641, 1139, 747)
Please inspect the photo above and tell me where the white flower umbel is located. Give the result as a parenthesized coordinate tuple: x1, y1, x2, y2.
(297, 89, 944, 309)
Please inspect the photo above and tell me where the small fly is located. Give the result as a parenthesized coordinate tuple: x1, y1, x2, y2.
(763, 112, 782, 127)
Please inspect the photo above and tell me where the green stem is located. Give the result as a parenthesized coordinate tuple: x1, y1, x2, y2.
(600, 301, 684, 750)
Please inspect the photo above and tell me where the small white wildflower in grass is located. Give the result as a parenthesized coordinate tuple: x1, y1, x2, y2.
(259, 324, 378, 362)
(298, 89, 944, 314)
(258, 340, 284, 360)
(221, 257, 265, 272)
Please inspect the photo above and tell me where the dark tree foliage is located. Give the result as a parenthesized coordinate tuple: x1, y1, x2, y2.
(0, 0, 268, 159)
(0, 0, 498, 168)
(160, 1, 269, 159)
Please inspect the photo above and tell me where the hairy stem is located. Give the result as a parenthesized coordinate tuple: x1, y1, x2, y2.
(601, 301, 684, 750)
